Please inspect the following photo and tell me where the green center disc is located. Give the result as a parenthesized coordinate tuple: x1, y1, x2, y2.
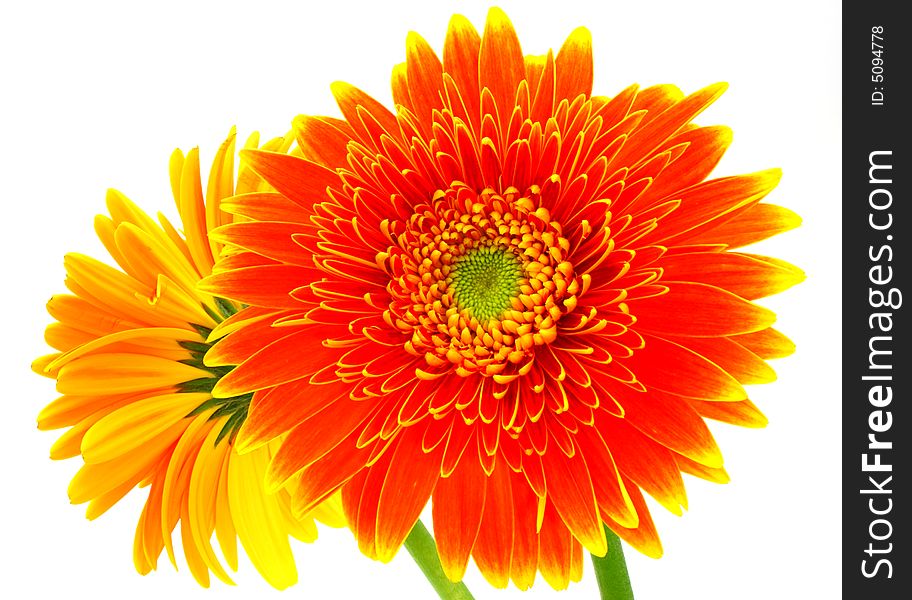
(450, 245, 523, 321)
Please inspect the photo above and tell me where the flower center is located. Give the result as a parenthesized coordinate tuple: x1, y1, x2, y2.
(450, 245, 523, 321)
(380, 183, 587, 378)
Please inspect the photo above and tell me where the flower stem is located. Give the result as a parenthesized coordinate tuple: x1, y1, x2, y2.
(404, 519, 475, 600)
(591, 527, 635, 600)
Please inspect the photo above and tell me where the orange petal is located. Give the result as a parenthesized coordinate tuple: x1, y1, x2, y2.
(602, 476, 663, 558)
(210, 222, 311, 266)
(472, 459, 514, 588)
(374, 427, 441, 561)
(288, 429, 371, 518)
(56, 353, 206, 396)
(538, 499, 574, 590)
(632, 281, 776, 337)
(68, 420, 186, 504)
(293, 115, 353, 168)
(625, 334, 747, 401)
(38, 391, 135, 431)
(596, 416, 688, 515)
(692, 398, 769, 428)
(658, 252, 804, 301)
(643, 125, 733, 202)
(730, 327, 796, 359)
(620, 387, 723, 468)
(177, 148, 215, 275)
(203, 128, 236, 246)
(541, 437, 607, 555)
(241, 150, 338, 209)
(613, 83, 727, 169)
(405, 31, 444, 131)
(689, 202, 802, 248)
(554, 27, 593, 102)
(236, 379, 350, 453)
(433, 443, 486, 581)
(652, 169, 783, 244)
(443, 14, 481, 132)
(46, 294, 137, 337)
(479, 7, 524, 126)
(199, 265, 309, 310)
(212, 329, 338, 397)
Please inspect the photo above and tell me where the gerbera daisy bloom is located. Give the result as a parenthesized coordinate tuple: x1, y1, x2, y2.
(33, 128, 345, 590)
(202, 7, 803, 591)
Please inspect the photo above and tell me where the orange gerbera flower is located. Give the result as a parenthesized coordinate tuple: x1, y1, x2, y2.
(202, 8, 802, 590)
(34, 129, 345, 589)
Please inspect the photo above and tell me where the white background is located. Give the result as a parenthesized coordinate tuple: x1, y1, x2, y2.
(0, 1, 840, 598)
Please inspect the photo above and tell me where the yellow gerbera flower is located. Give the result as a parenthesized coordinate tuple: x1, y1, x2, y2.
(33, 128, 346, 589)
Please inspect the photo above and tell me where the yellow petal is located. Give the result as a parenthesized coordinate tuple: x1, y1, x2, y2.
(228, 447, 298, 590)
(56, 353, 208, 395)
(81, 392, 207, 464)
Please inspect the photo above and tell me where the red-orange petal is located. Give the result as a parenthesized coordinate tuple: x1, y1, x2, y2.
(374, 426, 442, 561)
(241, 150, 339, 209)
(651, 169, 783, 244)
(293, 115, 353, 168)
(405, 31, 444, 131)
(554, 27, 593, 102)
(290, 429, 371, 518)
(541, 437, 607, 555)
(691, 398, 769, 428)
(472, 460, 514, 588)
(596, 416, 688, 515)
(642, 126, 733, 202)
(632, 282, 776, 337)
(730, 327, 796, 359)
(212, 329, 338, 396)
(220, 191, 313, 223)
(619, 387, 724, 468)
(330, 81, 400, 152)
(689, 202, 802, 248)
(443, 14, 481, 132)
(266, 397, 377, 490)
(199, 265, 310, 310)
(625, 334, 747, 401)
(509, 474, 540, 590)
(235, 379, 351, 453)
(602, 476, 663, 558)
(612, 83, 727, 169)
(433, 446, 486, 581)
(479, 7, 524, 127)
(658, 252, 804, 301)
(204, 321, 300, 368)
(669, 335, 777, 385)
(210, 222, 310, 267)
(538, 500, 574, 590)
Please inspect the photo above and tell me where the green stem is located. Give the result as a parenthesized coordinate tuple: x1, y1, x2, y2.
(591, 527, 635, 600)
(404, 519, 475, 600)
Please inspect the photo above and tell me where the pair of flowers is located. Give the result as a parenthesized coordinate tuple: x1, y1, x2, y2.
(34, 7, 802, 597)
